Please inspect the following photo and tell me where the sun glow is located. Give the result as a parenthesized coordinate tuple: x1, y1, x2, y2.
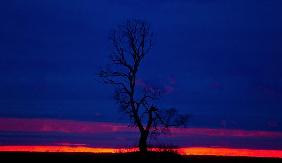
(0, 146, 282, 158)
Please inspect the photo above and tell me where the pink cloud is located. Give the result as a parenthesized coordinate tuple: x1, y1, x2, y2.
(0, 118, 135, 134)
(135, 79, 147, 87)
(170, 128, 282, 138)
(257, 84, 282, 97)
(136, 77, 176, 95)
(163, 76, 176, 94)
(163, 85, 175, 94)
(0, 118, 282, 139)
(210, 81, 223, 89)
(167, 75, 176, 85)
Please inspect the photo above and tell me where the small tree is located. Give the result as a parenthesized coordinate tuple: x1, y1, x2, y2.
(98, 19, 188, 152)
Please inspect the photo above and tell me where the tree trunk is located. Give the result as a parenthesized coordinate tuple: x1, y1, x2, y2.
(138, 130, 149, 153)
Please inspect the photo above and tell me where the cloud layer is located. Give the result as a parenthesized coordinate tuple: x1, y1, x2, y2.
(1, 118, 282, 149)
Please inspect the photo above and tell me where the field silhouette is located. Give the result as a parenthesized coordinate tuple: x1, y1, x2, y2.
(0, 152, 281, 163)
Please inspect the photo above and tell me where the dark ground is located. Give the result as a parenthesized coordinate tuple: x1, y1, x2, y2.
(0, 152, 281, 163)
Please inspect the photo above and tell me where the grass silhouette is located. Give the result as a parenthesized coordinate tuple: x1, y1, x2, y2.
(1, 151, 282, 163)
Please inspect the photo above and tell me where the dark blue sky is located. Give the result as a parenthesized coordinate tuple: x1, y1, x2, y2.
(1, 0, 282, 134)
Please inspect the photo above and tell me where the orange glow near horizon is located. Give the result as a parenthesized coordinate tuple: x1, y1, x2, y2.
(179, 147, 282, 158)
(0, 146, 282, 158)
(0, 145, 120, 153)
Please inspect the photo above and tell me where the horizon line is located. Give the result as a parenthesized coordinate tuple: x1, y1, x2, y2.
(0, 145, 282, 158)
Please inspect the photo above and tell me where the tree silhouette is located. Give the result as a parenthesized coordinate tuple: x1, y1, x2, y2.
(98, 19, 188, 152)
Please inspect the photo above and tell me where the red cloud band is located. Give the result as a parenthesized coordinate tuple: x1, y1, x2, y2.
(0, 118, 282, 138)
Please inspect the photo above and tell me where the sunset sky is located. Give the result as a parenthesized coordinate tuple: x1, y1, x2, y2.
(0, 0, 282, 154)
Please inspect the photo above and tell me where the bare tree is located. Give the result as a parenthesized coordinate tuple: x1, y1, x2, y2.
(98, 19, 188, 152)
